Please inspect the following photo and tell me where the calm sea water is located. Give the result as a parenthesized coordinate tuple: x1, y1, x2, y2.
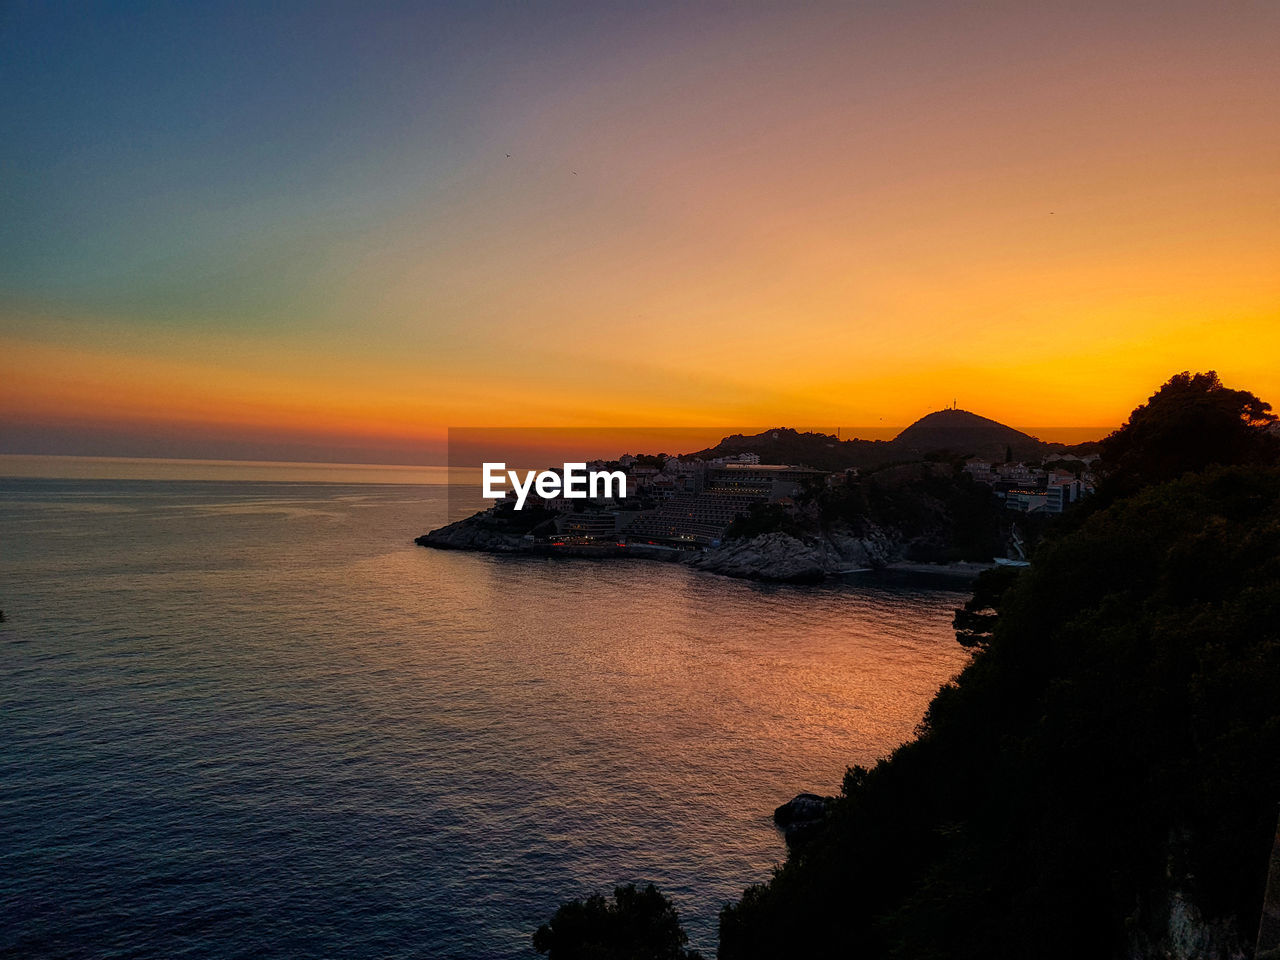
(0, 477, 970, 959)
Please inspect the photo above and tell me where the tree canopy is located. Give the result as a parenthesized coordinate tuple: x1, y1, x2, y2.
(533, 884, 703, 960)
(720, 463, 1280, 958)
(1095, 370, 1277, 503)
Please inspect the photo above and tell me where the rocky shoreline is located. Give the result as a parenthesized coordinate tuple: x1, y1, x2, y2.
(415, 516, 528, 553)
(683, 528, 894, 583)
(417, 515, 995, 585)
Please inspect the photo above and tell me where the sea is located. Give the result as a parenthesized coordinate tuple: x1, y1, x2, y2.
(0, 461, 971, 959)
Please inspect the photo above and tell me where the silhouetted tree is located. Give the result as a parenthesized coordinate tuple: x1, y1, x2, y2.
(534, 884, 703, 960)
(1095, 370, 1277, 503)
(720, 464, 1280, 959)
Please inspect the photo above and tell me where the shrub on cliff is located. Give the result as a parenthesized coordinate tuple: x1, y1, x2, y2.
(724, 501, 807, 540)
(533, 884, 703, 960)
(719, 463, 1280, 958)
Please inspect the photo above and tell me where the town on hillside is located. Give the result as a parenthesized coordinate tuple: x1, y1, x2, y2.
(474, 413, 1100, 551)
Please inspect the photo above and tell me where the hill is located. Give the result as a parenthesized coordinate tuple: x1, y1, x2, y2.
(691, 411, 1055, 470)
(892, 408, 1048, 461)
(689, 428, 889, 471)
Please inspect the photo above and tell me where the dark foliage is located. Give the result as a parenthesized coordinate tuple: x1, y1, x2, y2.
(533, 884, 703, 960)
(628, 454, 670, 469)
(723, 463, 1006, 562)
(813, 463, 1007, 562)
(861, 464, 1005, 562)
(544, 372, 1280, 959)
(719, 462, 1280, 958)
(724, 502, 806, 540)
(1095, 370, 1277, 504)
(718, 373, 1280, 958)
(951, 564, 1021, 648)
(722, 463, 1007, 561)
(1043, 457, 1089, 476)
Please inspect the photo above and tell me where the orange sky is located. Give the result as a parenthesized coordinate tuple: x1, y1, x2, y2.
(3, 3, 1277, 463)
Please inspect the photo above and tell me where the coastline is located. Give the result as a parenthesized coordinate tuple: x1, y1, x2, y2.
(417, 518, 1004, 586)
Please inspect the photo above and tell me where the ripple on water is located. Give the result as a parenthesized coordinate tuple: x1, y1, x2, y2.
(0, 479, 970, 958)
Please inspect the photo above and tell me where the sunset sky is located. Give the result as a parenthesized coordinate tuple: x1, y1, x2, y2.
(3, 1, 1277, 464)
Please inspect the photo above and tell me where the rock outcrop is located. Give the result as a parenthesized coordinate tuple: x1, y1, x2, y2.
(684, 533, 831, 582)
(774, 793, 833, 848)
(684, 525, 897, 583)
(415, 516, 527, 552)
(1126, 891, 1250, 960)
(1125, 827, 1257, 960)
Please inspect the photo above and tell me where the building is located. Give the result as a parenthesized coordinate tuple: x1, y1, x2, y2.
(1044, 485, 1067, 514)
(557, 512, 621, 537)
(624, 464, 827, 546)
(706, 463, 826, 500)
(1004, 489, 1048, 513)
(964, 458, 995, 482)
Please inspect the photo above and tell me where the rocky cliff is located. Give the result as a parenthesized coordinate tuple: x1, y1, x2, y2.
(415, 516, 528, 552)
(684, 526, 897, 583)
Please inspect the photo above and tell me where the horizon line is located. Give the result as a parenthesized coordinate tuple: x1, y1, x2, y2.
(0, 422, 1118, 473)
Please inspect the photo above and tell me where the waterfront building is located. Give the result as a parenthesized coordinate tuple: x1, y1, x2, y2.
(557, 512, 620, 537)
